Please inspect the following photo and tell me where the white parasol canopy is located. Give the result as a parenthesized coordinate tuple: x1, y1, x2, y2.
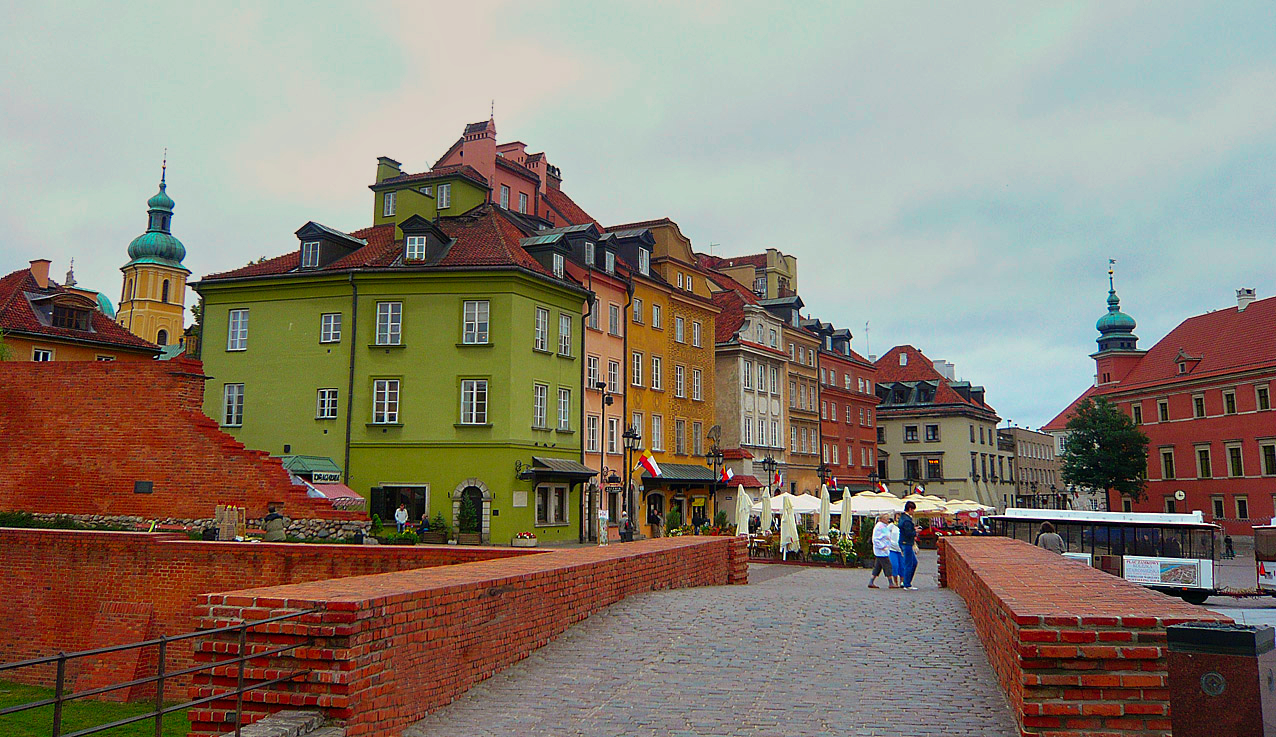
(734, 484, 753, 534)
(818, 484, 832, 537)
(754, 491, 820, 515)
(780, 495, 799, 559)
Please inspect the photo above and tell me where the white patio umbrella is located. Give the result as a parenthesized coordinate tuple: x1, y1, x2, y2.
(780, 495, 799, 560)
(734, 484, 753, 534)
(818, 484, 831, 537)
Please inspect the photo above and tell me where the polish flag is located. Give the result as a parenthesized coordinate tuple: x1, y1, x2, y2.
(637, 449, 661, 477)
(773, 471, 782, 486)
(913, 484, 925, 495)
(831, 476, 839, 490)
(877, 482, 890, 494)
(720, 467, 735, 483)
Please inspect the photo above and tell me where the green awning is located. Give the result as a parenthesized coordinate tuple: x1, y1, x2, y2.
(276, 455, 342, 475)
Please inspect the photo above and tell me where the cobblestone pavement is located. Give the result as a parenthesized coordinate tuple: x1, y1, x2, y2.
(405, 550, 1017, 737)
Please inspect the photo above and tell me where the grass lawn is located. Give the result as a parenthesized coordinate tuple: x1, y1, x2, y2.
(0, 680, 189, 737)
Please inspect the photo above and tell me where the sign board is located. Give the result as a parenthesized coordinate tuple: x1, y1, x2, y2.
(1062, 552, 1093, 566)
(605, 484, 624, 493)
(312, 472, 342, 483)
(1122, 555, 1202, 587)
(512, 491, 528, 508)
(691, 497, 707, 507)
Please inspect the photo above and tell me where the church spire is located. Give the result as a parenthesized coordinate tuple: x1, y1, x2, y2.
(1095, 259, 1137, 352)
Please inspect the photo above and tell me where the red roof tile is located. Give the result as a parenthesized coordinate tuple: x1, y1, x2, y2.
(0, 268, 159, 353)
(718, 253, 768, 269)
(379, 164, 489, 189)
(542, 187, 597, 227)
(724, 448, 754, 460)
(731, 475, 764, 488)
(1041, 385, 1098, 432)
(874, 345, 995, 413)
(712, 291, 745, 343)
(605, 218, 674, 232)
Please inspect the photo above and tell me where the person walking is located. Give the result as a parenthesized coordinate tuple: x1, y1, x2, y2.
(887, 513, 904, 589)
(394, 503, 409, 534)
(898, 501, 919, 590)
(868, 513, 894, 588)
(1035, 521, 1065, 554)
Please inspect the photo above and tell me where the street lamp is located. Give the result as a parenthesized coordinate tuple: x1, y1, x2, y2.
(816, 462, 831, 487)
(622, 425, 641, 527)
(705, 444, 724, 526)
(595, 380, 611, 543)
(759, 455, 778, 532)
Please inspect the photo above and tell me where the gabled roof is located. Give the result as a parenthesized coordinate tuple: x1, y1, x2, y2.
(874, 345, 995, 413)
(607, 218, 674, 232)
(1041, 385, 1098, 433)
(0, 268, 159, 353)
(542, 187, 597, 227)
(375, 164, 490, 190)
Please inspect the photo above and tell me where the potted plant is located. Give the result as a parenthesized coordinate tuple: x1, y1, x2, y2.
(512, 531, 538, 548)
(457, 495, 482, 545)
(418, 512, 448, 544)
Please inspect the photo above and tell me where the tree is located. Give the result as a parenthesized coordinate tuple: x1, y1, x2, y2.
(458, 494, 479, 534)
(0, 330, 10, 361)
(1061, 397, 1149, 507)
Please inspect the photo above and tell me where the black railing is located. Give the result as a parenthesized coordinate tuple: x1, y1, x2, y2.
(0, 608, 317, 737)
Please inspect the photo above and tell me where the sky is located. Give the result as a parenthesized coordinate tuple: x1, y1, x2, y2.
(2, 1, 1274, 428)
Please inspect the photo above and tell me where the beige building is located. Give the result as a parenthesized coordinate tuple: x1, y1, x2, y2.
(873, 345, 1012, 507)
(1002, 426, 1067, 509)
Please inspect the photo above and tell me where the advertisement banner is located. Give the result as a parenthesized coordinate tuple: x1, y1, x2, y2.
(1259, 561, 1276, 592)
(1062, 552, 1093, 566)
(1123, 556, 1201, 587)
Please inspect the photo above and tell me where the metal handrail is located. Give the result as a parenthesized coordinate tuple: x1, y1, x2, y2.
(0, 608, 319, 737)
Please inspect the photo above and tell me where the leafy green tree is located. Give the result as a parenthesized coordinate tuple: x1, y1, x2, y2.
(1061, 397, 1149, 507)
(0, 330, 10, 361)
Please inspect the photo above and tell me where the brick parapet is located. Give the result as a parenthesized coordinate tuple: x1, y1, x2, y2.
(938, 536, 1229, 736)
(188, 536, 747, 737)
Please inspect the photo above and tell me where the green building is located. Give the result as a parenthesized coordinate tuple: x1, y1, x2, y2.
(193, 165, 595, 544)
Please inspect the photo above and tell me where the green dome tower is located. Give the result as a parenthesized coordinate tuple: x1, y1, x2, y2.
(1095, 263, 1138, 353)
(118, 157, 190, 348)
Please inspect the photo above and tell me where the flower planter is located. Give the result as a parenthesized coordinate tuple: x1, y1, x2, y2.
(511, 537, 538, 548)
(418, 531, 447, 545)
(457, 532, 482, 546)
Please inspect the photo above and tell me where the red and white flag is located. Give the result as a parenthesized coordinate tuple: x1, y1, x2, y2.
(636, 449, 661, 477)
(720, 467, 734, 483)
(876, 481, 890, 494)
(831, 476, 840, 490)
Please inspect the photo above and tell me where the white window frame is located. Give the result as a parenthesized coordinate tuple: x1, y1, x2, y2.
(770, 366, 779, 394)
(552, 253, 564, 278)
(652, 304, 662, 329)
(226, 309, 249, 351)
(405, 235, 426, 261)
(605, 251, 615, 274)
(534, 307, 549, 351)
(437, 183, 451, 209)
(320, 313, 342, 343)
(222, 384, 244, 426)
(316, 388, 339, 419)
(383, 191, 396, 217)
(376, 302, 402, 346)
(460, 379, 488, 424)
(743, 360, 753, 390)
(743, 416, 753, 445)
(608, 360, 620, 393)
(608, 416, 620, 455)
(632, 298, 643, 323)
(585, 242, 596, 266)
(631, 412, 644, 450)
(632, 351, 643, 386)
(558, 314, 572, 356)
(32, 348, 53, 362)
(675, 365, 686, 398)
(518, 192, 528, 213)
(609, 304, 620, 335)
(692, 321, 701, 347)
(586, 414, 600, 453)
(674, 316, 685, 343)
(675, 419, 686, 454)
(533, 383, 548, 428)
(652, 356, 663, 390)
(558, 388, 571, 430)
(301, 241, 320, 268)
(651, 415, 664, 451)
(463, 300, 490, 344)
(500, 185, 510, 209)
(692, 369, 702, 400)
(372, 379, 399, 424)
(638, 248, 650, 275)
(587, 356, 599, 387)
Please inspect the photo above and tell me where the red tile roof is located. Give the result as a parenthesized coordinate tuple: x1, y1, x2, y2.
(495, 155, 540, 183)
(717, 253, 768, 269)
(542, 187, 596, 227)
(724, 448, 754, 460)
(874, 345, 994, 413)
(378, 164, 489, 189)
(712, 291, 745, 343)
(1041, 385, 1097, 432)
(731, 475, 764, 488)
(0, 268, 159, 353)
(606, 218, 673, 232)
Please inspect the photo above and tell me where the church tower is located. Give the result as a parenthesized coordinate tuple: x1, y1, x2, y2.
(1091, 262, 1144, 387)
(117, 161, 189, 347)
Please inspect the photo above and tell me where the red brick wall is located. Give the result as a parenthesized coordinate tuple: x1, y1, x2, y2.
(939, 536, 1229, 736)
(188, 536, 749, 737)
(0, 358, 356, 521)
(0, 529, 529, 694)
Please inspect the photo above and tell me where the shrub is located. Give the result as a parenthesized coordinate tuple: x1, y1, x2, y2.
(431, 512, 450, 537)
(458, 496, 479, 534)
(665, 507, 682, 530)
(370, 513, 383, 533)
(713, 510, 728, 529)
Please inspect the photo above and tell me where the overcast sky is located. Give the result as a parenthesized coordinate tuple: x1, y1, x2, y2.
(2, 1, 1274, 428)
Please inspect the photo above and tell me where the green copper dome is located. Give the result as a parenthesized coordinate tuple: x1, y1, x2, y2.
(125, 168, 188, 269)
(1095, 289, 1136, 333)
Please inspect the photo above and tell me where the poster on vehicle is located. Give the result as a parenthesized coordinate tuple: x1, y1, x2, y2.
(1123, 556, 1201, 587)
(1062, 552, 1093, 566)
(1259, 561, 1276, 592)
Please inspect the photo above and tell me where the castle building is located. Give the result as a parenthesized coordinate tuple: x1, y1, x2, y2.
(116, 165, 189, 347)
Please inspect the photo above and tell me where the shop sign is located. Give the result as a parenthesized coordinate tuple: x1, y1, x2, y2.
(1123, 556, 1201, 587)
(312, 472, 341, 483)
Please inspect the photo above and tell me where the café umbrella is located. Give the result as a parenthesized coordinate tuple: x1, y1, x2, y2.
(818, 484, 832, 537)
(780, 495, 800, 560)
(735, 484, 753, 534)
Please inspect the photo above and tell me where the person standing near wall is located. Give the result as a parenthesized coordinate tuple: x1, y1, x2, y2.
(898, 501, 918, 590)
(394, 503, 409, 534)
(1035, 521, 1065, 554)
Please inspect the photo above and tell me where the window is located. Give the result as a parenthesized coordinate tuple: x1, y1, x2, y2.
(1161, 449, 1175, 479)
(608, 417, 620, 454)
(831, 445, 839, 465)
(652, 304, 662, 328)
(534, 308, 549, 351)
(900, 352, 908, 366)
(675, 365, 686, 397)
(1193, 395, 1205, 418)
(743, 360, 753, 390)
(651, 415, 664, 451)
(685, 274, 693, 292)
(692, 321, 702, 347)
(1224, 391, 1237, 415)
(969, 424, 976, 443)
(677, 273, 684, 289)
(552, 253, 564, 278)
(674, 316, 685, 343)
(638, 248, 650, 275)
(535, 485, 568, 525)
(926, 458, 942, 480)
(1228, 445, 1244, 477)
(316, 389, 339, 419)
(376, 302, 402, 345)
(586, 415, 600, 453)
(692, 369, 702, 400)
(925, 424, 939, 442)
(693, 422, 704, 456)
(979, 426, 985, 444)
(500, 185, 510, 209)
(904, 425, 918, 442)
(585, 242, 596, 266)
(32, 348, 53, 362)
(460, 379, 488, 424)
(830, 402, 837, 421)
(632, 298, 643, 323)
(1158, 400, 1169, 422)
(632, 351, 643, 386)
(587, 302, 600, 330)
(632, 413, 644, 450)
(652, 356, 663, 390)
(419, 185, 431, 196)
(770, 329, 778, 348)
(587, 356, 599, 388)
(675, 419, 686, 454)
(743, 417, 753, 445)
(846, 406, 852, 423)
(405, 235, 426, 261)
(95, 355, 114, 362)
(320, 313, 342, 343)
(222, 384, 244, 426)
(518, 192, 528, 213)
(605, 251, 615, 274)
(463, 300, 489, 344)
(533, 383, 548, 428)
(1132, 404, 1142, 424)
(1237, 496, 1250, 520)
(609, 304, 620, 335)
(226, 309, 248, 351)
(383, 191, 396, 217)
(1197, 447, 1212, 478)
(373, 380, 399, 424)
(771, 420, 779, 447)
(821, 401, 827, 420)
(770, 367, 779, 394)
(1258, 385, 1271, 411)
(558, 314, 572, 355)
(301, 241, 320, 268)
(791, 426, 798, 453)
(1212, 496, 1225, 519)
(822, 444, 829, 463)
(437, 183, 451, 208)
(757, 364, 766, 392)
(1261, 443, 1276, 475)
(558, 388, 571, 430)
(608, 360, 620, 393)
(789, 381, 797, 408)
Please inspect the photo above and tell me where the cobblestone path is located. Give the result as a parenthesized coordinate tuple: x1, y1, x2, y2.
(405, 551, 1017, 737)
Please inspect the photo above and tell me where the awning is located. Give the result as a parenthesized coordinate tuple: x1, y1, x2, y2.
(303, 481, 366, 511)
(277, 455, 343, 476)
(530, 456, 598, 482)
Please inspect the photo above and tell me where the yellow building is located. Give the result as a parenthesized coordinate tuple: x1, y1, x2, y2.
(610, 218, 719, 535)
(116, 167, 189, 348)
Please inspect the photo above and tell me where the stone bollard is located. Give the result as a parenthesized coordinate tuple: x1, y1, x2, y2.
(1167, 622, 1276, 736)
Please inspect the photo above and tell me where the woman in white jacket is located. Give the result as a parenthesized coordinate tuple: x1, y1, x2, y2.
(868, 513, 895, 588)
(886, 513, 904, 589)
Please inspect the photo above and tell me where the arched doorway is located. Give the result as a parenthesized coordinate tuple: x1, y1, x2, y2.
(646, 492, 665, 537)
(450, 478, 491, 544)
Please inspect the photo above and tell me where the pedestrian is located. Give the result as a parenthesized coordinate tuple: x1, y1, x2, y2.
(1224, 535, 1235, 559)
(262, 506, 286, 542)
(619, 511, 633, 542)
(868, 513, 894, 588)
(416, 514, 430, 536)
(1035, 521, 1065, 554)
(887, 513, 904, 589)
(394, 503, 409, 534)
(898, 501, 919, 590)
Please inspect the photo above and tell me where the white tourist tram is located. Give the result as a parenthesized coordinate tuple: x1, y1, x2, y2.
(988, 508, 1221, 605)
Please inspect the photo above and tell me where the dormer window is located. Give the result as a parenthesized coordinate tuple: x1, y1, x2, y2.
(52, 305, 90, 331)
(437, 183, 451, 209)
(419, 186, 432, 196)
(638, 248, 650, 276)
(1178, 362, 1188, 375)
(301, 241, 320, 268)
(383, 191, 396, 217)
(753, 276, 766, 296)
(585, 242, 595, 266)
(900, 353, 908, 366)
(605, 251, 615, 274)
(552, 253, 564, 278)
(405, 236, 426, 261)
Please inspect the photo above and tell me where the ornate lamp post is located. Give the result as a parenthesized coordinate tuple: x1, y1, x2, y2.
(622, 425, 641, 531)
(816, 462, 831, 488)
(760, 455, 778, 532)
(705, 443, 724, 526)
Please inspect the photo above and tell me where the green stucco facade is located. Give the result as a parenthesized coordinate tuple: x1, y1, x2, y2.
(196, 267, 589, 545)
(370, 176, 489, 239)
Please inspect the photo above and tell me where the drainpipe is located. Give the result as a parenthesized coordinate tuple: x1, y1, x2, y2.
(343, 272, 358, 484)
(622, 275, 634, 527)
(579, 278, 593, 544)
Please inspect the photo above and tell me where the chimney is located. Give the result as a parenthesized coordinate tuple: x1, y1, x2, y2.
(1237, 287, 1257, 312)
(375, 156, 402, 184)
(29, 259, 50, 289)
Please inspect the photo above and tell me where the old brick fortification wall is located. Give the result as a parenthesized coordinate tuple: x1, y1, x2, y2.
(189, 536, 749, 736)
(938, 536, 1229, 737)
(0, 358, 355, 521)
(0, 528, 530, 697)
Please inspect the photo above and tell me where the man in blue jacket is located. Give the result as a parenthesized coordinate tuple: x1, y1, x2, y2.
(898, 501, 918, 590)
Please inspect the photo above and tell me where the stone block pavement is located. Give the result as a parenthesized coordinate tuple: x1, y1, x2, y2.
(405, 549, 1017, 737)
